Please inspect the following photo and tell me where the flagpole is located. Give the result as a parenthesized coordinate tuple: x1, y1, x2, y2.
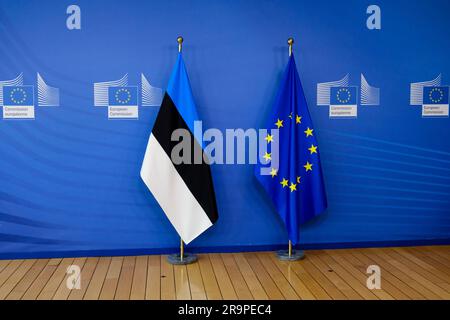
(289, 240, 292, 258)
(178, 35, 185, 264)
(180, 238, 184, 262)
(166, 35, 198, 266)
(275, 37, 305, 262)
(288, 38, 293, 260)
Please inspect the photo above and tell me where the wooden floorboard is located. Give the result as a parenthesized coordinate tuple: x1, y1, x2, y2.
(233, 253, 268, 300)
(362, 249, 437, 299)
(114, 256, 135, 300)
(0, 259, 36, 300)
(257, 252, 301, 300)
(29, 258, 73, 300)
(351, 249, 426, 299)
(243, 253, 284, 299)
(307, 251, 363, 299)
(0, 246, 448, 300)
(209, 253, 237, 300)
(6, 259, 49, 300)
(160, 255, 176, 300)
(145, 255, 161, 300)
(186, 258, 207, 300)
(198, 254, 222, 300)
(221, 253, 253, 300)
(263, 252, 315, 300)
(299, 257, 348, 299)
(174, 264, 191, 300)
(53, 257, 86, 300)
(314, 250, 379, 300)
(84, 257, 111, 300)
(0, 260, 11, 274)
(99, 256, 122, 300)
(130, 256, 148, 300)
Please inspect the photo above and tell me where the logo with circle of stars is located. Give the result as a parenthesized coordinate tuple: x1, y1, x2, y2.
(265, 112, 318, 193)
(428, 87, 444, 103)
(336, 87, 351, 104)
(115, 88, 132, 105)
(9, 87, 27, 104)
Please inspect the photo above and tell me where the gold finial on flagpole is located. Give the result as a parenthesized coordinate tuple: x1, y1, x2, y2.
(177, 36, 184, 53)
(287, 37, 294, 56)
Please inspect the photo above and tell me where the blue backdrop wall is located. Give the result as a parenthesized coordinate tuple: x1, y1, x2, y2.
(0, 0, 449, 259)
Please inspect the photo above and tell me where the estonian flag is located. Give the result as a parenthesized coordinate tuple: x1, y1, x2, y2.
(140, 52, 218, 244)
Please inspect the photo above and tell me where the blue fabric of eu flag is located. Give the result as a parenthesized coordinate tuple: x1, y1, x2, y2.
(108, 86, 138, 106)
(254, 55, 327, 245)
(423, 86, 449, 105)
(3, 86, 34, 106)
(330, 86, 357, 105)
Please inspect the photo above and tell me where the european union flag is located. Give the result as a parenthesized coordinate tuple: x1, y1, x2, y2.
(108, 86, 138, 106)
(330, 86, 357, 105)
(423, 86, 449, 105)
(255, 55, 327, 245)
(2, 86, 34, 106)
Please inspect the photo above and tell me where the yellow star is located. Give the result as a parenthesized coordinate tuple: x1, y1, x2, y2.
(296, 115, 302, 124)
(263, 152, 271, 162)
(275, 119, 284, 129)
(265, 134, 273, 143)
(288, 112, 293, 119)
(304, 127, 313, 137)
(289, 182, 297, 192)
(270, 168, 278, 178)
(296, 176, 301, 183)
(308, 144, 318, 154)
(304, 161, 313, 172)
(280, 178, 289, 188)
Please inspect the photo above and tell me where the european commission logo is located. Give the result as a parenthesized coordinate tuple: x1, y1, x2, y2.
(0, 73, 60, 119)
(410, 74, 449, 117)
(317, 74, 380, 118)
(3, 86, 34, 106)
(93, 74, 163, 120)
(108, 86, 139, 118)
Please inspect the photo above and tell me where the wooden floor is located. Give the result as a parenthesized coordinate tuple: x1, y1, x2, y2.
(0, 246, 449, 300)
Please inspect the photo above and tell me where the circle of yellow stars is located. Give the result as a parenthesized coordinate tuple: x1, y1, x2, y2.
(336, 87, 351, 104)
(115, 88, 132, 104)
(265, 113, 318, 193)
(10, 87, 27, 104)
(429, 87, 444, 103)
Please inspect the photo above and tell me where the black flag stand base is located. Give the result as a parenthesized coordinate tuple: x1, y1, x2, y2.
(276, 240, 305, 261)
(167, 253, 197, 265)
(167, 239, 198, 265)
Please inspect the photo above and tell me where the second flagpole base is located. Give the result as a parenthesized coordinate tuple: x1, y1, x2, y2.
(167, 253, 198, 265)
(276, 250, 305, 261)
